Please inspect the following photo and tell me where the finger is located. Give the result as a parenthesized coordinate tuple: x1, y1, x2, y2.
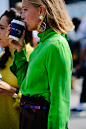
(9, 39, 17, 49)
(19, 30, 25, 46)
(6, 24, 11, 39)
(9, 38, 14, 45)
(7, 24, 11, 33)
(20, 30, 25, 42)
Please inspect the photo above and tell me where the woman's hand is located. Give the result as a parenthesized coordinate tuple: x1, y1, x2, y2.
(7, 24, 26, 52)
(0, 81, 16, 96)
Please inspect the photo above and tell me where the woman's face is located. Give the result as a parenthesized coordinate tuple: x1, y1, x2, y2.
(21, 0, 40, 31)
(0, 16, 9, 47)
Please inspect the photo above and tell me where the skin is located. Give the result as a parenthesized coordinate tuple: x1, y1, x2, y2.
(0, 16, 13, 49)
(0, 16, 17, 96)
(0, 16, 9, 47)
(8, 0, 46, 52)
(21, 0, 40, 31)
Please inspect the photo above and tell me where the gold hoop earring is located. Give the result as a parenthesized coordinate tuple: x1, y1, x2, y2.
(37, 15, 46, 32)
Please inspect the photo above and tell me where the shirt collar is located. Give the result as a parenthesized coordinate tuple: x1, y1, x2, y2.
(37, 28, 56, 42)
(37, 28, 69, 43)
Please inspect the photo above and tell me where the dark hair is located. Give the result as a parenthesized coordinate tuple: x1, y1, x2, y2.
(0, 8, 32, 69)
(0, 47, 11, 69)
(0, 8, 21, 23)
(72, 18, 81, 32)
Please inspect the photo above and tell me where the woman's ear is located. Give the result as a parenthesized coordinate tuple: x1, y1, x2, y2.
(38, 5, 46, 16)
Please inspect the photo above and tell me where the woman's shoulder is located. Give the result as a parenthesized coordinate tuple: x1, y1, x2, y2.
(45, 33, 68, 49)
(45, 33, 71, 57)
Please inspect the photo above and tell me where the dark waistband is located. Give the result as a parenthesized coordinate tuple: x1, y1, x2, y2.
(21, 95, 50, 108)
(21, 102, 47, 109)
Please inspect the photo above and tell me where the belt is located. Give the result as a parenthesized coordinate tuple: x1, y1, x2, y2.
(21, 102, 47, 109)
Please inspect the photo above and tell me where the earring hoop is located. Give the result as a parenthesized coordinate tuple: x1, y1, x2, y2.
(37, 13, 46, 32)
(38, 22, 46, 32)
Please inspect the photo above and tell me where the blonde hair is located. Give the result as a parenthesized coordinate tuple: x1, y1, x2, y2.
(26, 0, 74, 34)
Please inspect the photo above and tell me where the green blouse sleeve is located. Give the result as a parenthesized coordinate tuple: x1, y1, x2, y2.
(10, 49, 28, 88)
(46, 42, 72, 129)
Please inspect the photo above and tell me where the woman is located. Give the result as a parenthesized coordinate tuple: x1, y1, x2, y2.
(9, 0, 74, 129)
(0, 8, 33, 129)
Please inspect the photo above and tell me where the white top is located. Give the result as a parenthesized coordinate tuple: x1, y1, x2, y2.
(0, 47, 4, 55)
(0, 74, 2, 80)
(32, 30, 40, 42)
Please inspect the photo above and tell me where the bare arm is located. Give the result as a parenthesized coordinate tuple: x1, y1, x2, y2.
(0, 81, 17, 96)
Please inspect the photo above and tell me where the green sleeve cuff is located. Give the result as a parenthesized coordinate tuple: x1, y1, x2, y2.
(14, 49, 26, 65)
(10, 49, 27, 76)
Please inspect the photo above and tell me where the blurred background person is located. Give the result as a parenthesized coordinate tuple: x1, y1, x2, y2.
(0, 8, 33, 129)
(68, 17, 82, 67)
(15, 2, 22, 14)
(70, 16, 86, 112)
(68, 17, 83, 89)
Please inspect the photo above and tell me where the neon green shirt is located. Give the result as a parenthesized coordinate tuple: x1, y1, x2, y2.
(10, 28, 72, 129)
